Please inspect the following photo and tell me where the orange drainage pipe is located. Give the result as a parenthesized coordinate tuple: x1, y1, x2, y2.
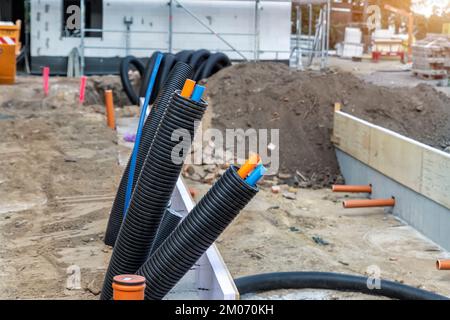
(104, 90, 116, 130)
(436, 260, 450, 270)
(237, 154, 261, 179)
(343, 197, 395, 209)
(332, 185, 372, 193)
(112, 274, 146, 300)
(180, 79, 196, 98)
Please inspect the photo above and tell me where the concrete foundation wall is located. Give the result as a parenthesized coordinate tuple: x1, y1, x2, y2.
(336, 149, 450, 251)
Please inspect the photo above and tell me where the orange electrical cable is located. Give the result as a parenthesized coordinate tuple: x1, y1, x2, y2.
(436, 260, 450, 270)
(343, 198, 395, 209)
(332, 185, 372, 193)
(237, 154, 261, 179)
(180, 79, 196, 98)
(112, 274, 146, 300)
(104, 90, 116, 130)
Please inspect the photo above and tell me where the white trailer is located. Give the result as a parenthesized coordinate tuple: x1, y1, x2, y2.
(30, 0, 292, 75)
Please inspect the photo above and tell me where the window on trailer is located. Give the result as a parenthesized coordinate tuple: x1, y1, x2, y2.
(62, 0, 103, 38)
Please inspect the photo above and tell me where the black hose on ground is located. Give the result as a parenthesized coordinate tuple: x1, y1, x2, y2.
(195, 52, 232, 81)
(136, 165, 258, 300)
(234, 272, 449, 300)
(148, 208, 183, 257)
(103, 62, 193, 247)
(175, 50, 195, 64)
(100, 90, 207, 300)
(119, 56, 145, 105)
(120, 50, 231, 105)
(188, 49, 211, 72)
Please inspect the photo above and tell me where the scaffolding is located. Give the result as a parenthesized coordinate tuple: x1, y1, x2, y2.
(77, 0, 291, 75)
(290, 0, 331, 70)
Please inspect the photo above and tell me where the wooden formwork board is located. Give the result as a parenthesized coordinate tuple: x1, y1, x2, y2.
(332, 111, 450, 209)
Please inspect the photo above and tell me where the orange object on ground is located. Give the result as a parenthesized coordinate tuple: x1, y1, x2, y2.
(0, 41, 16, 84)
(332, 185, 372, 193)
(436, 260, 450, 270)
(112, 274, 146, 300)
(0, 20, 21, 55)
(180, 79, 196, 98)
(343, 198, 395, 209)
(237, 154, 261, 179)
(104, 90, 116, 129)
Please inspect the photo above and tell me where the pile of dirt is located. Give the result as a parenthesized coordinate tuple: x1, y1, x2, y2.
(206, 62, 450, 187)
(85, 75, 132, 107)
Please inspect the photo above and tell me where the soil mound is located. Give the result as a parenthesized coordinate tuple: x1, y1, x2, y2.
(207, 62, 450, 187)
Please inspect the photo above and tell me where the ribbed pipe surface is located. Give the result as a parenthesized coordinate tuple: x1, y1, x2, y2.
(149, 208, 183, 257)
(136, 166, 258, 300)
(100, 91, 207, 300)
(104, 62, 193, 247)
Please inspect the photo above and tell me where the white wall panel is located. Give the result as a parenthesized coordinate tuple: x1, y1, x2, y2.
(31, 0, 291, 60)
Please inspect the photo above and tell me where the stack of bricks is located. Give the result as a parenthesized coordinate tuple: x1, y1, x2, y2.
(412, 34, 450, 80)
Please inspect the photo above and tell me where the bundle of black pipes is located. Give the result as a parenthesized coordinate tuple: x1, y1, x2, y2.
(100, 90, 207, 300)
(136, 165, 258, 300)
(120, 50, 231, 105)
(104, 61, 193, 247)
(148, 208, 183, 257)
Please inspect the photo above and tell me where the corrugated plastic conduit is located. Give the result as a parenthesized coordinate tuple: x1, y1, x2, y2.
(104, 62, 193, 247)
(136, 163, 265, 300)
(100, 83, 208, 300)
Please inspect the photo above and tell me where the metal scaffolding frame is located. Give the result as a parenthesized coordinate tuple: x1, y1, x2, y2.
(290, 0, 331, 70)
(78, 0, 289, 75)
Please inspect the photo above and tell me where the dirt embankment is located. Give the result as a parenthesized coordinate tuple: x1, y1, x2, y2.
(206, 62, 450, 187)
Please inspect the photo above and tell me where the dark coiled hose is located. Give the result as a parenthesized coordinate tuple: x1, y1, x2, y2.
(104, 62, 193, 247)
(121, 50, 231, 105)
(149, 208, 183, 257)
(100, 91, 207, 300)
(119, 56, 145, 105)
(235, 272, 449, 300)
(136, 165, 258, 300)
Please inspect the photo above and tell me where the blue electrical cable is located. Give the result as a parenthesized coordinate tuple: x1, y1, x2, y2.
(245, 163, 267, 186)
(190, 85, 205, 102)
(123, 53, 164, 217)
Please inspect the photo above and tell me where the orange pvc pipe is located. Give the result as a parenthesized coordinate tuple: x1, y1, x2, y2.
(112, 274, 146, 300)
(105, 90, 116, 130)
(436, 260, 450, 270)
(343, 198, 395, 209)
(180, 79, 196, 98)
(237, 154, 261, 179)
(104, 90, 116, 130)
(332, 185, 372, 193)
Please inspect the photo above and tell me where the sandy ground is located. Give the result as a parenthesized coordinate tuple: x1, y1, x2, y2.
(0, 77, 118, 299)
(0, 67, 449, 299)
(187, 180, 450, 299)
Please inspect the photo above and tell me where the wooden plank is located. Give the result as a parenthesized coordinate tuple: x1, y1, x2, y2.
(369, 127, 423, 192)
(333, 111, 450, 210)
(422, 151, 450, 209)
(332, 111, 371, 164)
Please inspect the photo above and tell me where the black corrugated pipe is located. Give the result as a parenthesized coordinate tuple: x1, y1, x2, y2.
(103, 62, 193, 247)
(136, 165, 258, 300)
(120, 50, 231, 105)
(149, 208, 183, 257)
(234, 272, 449, 300)
(100, 90, 207, 300)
